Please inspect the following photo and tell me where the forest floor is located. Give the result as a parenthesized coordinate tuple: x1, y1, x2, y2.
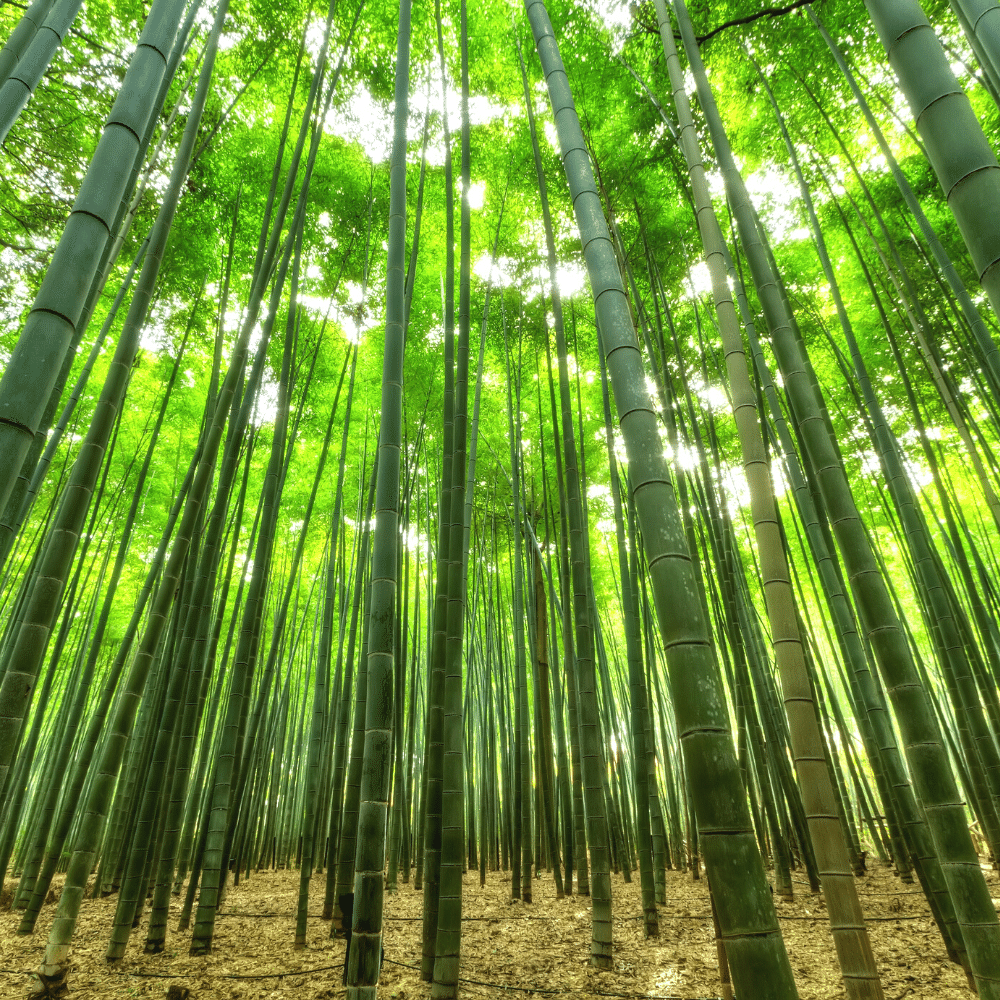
(0, 858, 990, 1000)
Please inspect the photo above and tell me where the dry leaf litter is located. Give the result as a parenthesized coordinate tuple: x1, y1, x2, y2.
(0, 859, 990, 999)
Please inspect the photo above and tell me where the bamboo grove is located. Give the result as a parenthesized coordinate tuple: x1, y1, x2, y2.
(5, 0, 1000, 996)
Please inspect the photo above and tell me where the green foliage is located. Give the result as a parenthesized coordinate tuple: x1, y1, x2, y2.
(3, 0, 1000, 870)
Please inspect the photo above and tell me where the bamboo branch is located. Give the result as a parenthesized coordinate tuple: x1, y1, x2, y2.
(636, 0, 816, 44)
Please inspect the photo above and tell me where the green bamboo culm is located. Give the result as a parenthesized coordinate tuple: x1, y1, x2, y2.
(80, 0, 232, 956)
(0, 0, 198, 585)
(948, 0, 1000, 105)
(432, 0, 471, 991)
(0, 0, 86, 141)
(0, 0, 187, 793)
(864, 0, 1000, 328)
(809, 9, 1000, 398)
(188, 1, 354, 952)
(672, 0, 1000, 990)
(345, 0, 410, 993)
(0, 0, 56, 85)
(37, 48, 319, 977)
(294, 351, 353, 950)
(421, 0, 457, 968)
(757, 33, 1000, 871)
(0, 0, 186, 523)
(517, 18, 612, 963)
(522, 1, 799, 994)
(653, 2, 883, 995)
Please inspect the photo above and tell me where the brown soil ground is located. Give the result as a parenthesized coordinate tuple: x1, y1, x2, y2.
(0, 860, 991, 999)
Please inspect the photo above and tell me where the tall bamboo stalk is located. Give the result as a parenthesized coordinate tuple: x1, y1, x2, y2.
(523, 0, 798, 992)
